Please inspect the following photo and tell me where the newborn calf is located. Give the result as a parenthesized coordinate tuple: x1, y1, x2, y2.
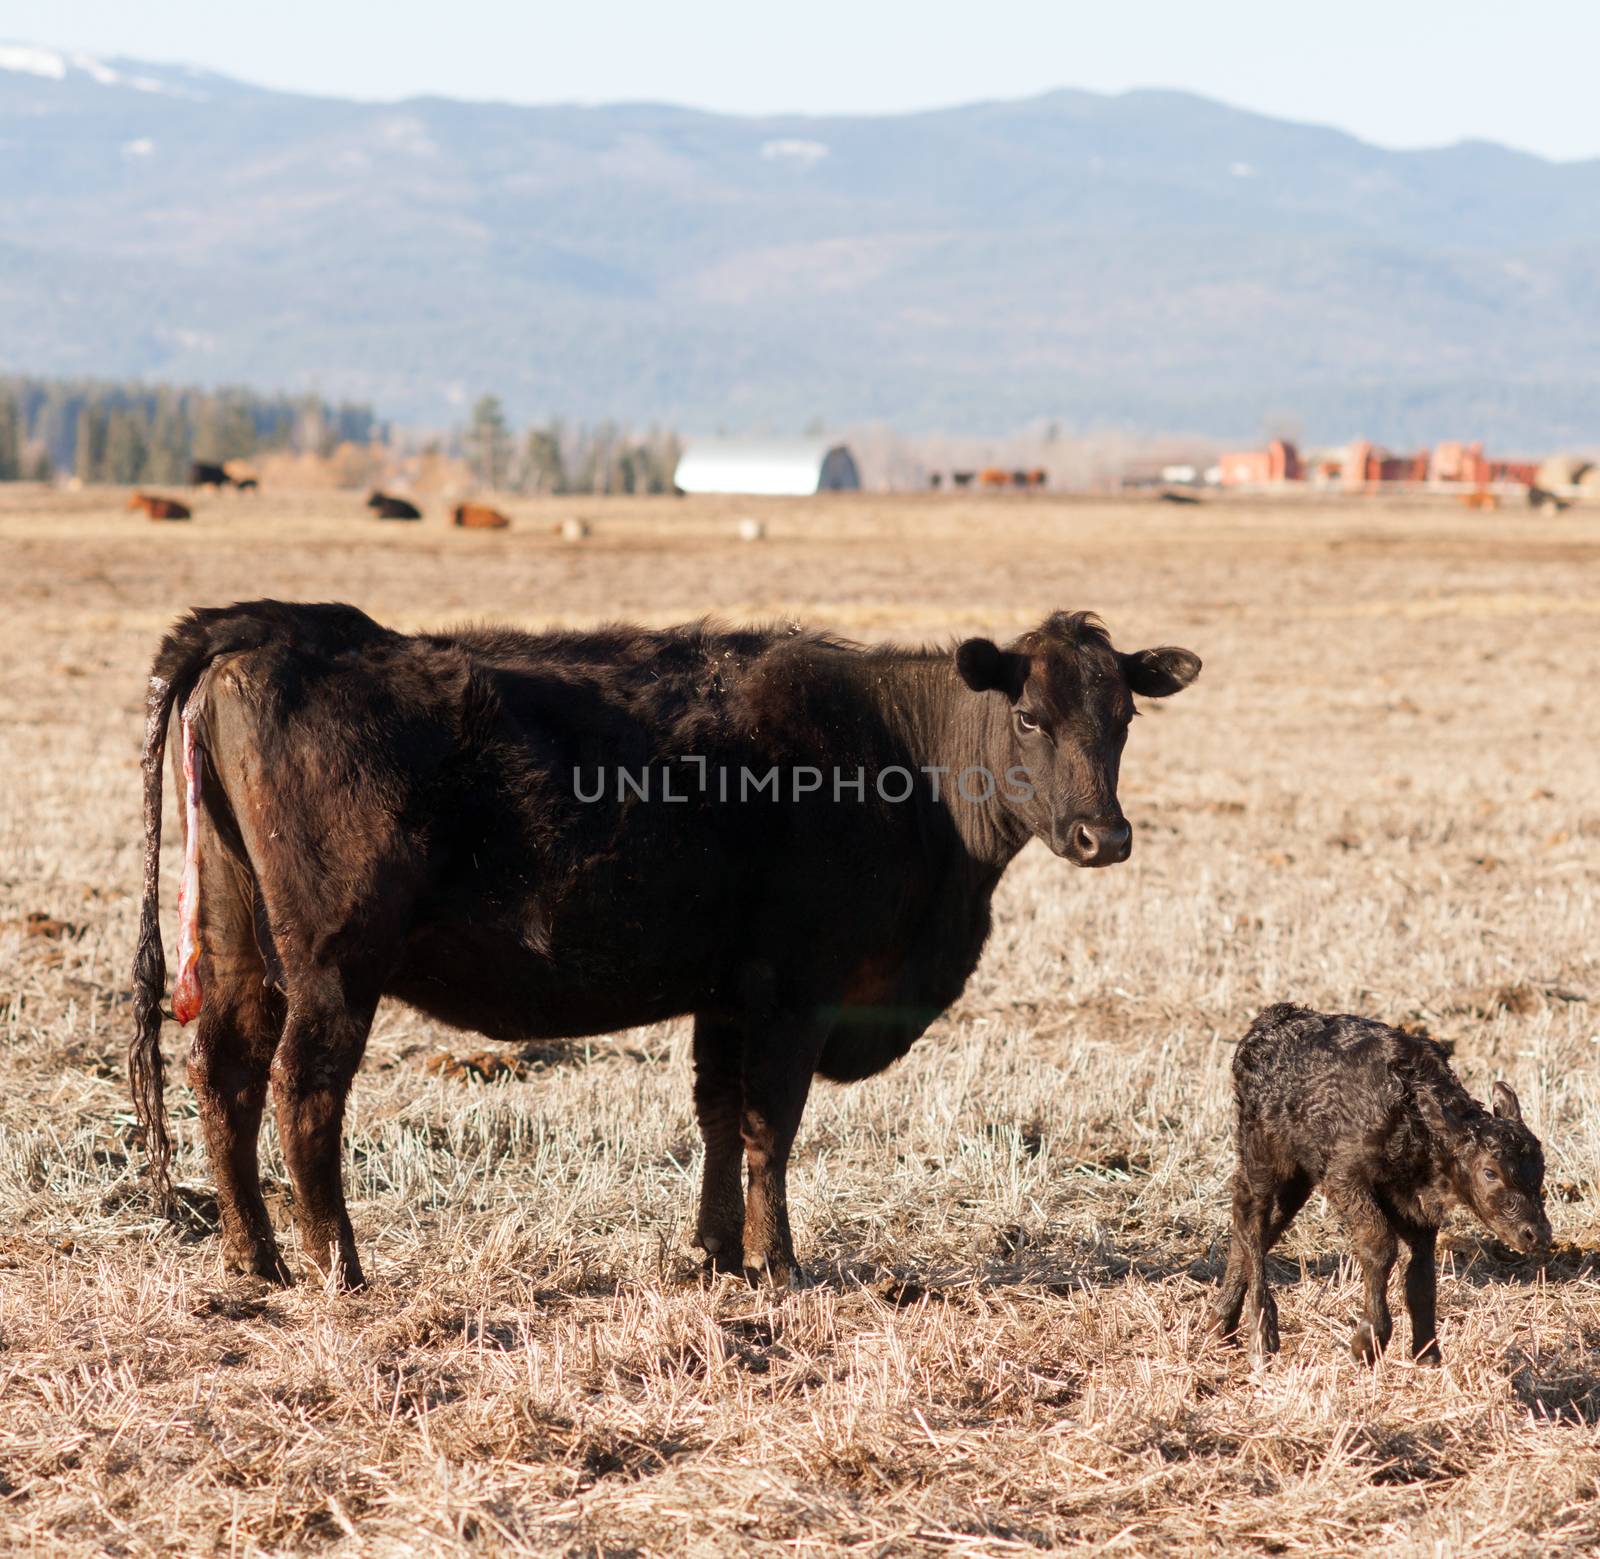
(1216, 1003, 1550, 1363)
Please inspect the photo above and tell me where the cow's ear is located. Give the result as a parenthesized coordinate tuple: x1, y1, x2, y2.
(1122, 646, 1201, 698)
(1491, 1081, 1523, 1122)
(955, 638, 1028, 698)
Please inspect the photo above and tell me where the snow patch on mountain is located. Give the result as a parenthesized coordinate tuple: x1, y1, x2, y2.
(0, 45, 66, 79)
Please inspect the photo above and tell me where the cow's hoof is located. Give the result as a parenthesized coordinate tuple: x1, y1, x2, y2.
(692, 1231, 745, 1280)
(225, 1243, 293, 1285)
(744, 1254, 802, 1290)
(1413, 1340, 1442, 1367)
(302, 1256, 366, 1292)
(1351, 1322, 1383, 1365)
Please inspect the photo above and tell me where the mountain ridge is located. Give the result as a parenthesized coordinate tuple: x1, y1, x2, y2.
(2, 42, 1597, 443)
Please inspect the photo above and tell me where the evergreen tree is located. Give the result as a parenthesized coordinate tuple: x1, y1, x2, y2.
(102, 407, 148, 484)
(146, 390, 189, 484)
(466, 395, 512, 490)
(517, 423, 566, 494)
(74, 405, 107, 481)
(0, 394, 20, 481)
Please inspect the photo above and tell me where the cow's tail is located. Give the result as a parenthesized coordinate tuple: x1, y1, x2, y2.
(131, 657, 190, 1211)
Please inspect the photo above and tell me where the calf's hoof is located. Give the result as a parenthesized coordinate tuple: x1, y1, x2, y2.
(1210, 1304, 1242, 1342)
(1351, 1321, 1385, 1365)
(1245, 1298, 1279, 1360)
(1412, 1339, 1442, 1367)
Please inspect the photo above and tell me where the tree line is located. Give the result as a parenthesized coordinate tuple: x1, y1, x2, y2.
(0, 379, 682, 494)
(463, 395, 681, 495)
(0, 377, 380, 484)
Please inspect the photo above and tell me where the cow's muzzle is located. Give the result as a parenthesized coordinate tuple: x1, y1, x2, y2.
(1058, 817, 1132, 867)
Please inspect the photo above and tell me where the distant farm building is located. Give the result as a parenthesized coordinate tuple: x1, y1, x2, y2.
(1218, 437, 1538, 491)
(1217, 440, 1301, 486)
(673, 439, 860, 496)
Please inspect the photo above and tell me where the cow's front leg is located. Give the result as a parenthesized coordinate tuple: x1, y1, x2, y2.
(739, 1011, 825, 1287)
(691, 1014, 745, 1274)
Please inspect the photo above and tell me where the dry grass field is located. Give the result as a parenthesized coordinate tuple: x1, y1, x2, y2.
(1, 485, 1598, 1555)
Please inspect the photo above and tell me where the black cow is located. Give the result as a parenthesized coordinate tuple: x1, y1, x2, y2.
(366, 490, 421, 520)
(191, 461, 230, 488)
(131, 601, 1200, 1288)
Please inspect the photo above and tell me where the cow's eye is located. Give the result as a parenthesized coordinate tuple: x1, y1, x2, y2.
(1015, 709, 1039, 733)
(1482, 1167, 1499, 1183)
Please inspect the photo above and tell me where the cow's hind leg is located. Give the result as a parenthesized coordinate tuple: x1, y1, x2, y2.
(692, 1014, 746, 1275)
(270, 979, 378, 1289)
(180, 764, 289, 1281)
(188, 971, 288, 1282)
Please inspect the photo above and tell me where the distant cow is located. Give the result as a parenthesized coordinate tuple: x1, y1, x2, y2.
(366, 491, 421, 521)
(977, 467, 1011, 489)
(234, 477, 259, 494)
(452, 502, 510, 530)
(128, 492, 192, 521)
(131, 602, 1200, 1289)
(1216, 1005, 1550, 1364)
(191, 462, 230, 489)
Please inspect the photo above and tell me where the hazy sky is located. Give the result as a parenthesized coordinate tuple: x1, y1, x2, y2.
(8, 0, 1600, 161)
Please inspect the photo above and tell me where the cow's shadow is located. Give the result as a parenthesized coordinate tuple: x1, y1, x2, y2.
(804, 1229, 1592, 1303)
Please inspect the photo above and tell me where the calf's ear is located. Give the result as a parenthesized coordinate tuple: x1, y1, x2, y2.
(955, 638, 1028, 699)
(1491, 1081, 1523, 1122)
(1417, 1090, 1465, 1140)
(1122, 646, 1201, 698)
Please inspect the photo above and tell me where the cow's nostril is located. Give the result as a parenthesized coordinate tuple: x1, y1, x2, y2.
(1071, 822, 1095, 857)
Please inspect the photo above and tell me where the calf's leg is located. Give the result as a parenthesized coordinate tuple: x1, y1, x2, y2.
(1333, 1185, 1398, 1363)
(1400, 1224, 1441, 1364)
(1240, 1188, 1281, 1357)
(270, 978, 377, 1289)
(1217, 1162, 1306, 1352)
(691, 1014, 746, 1275)
(1214, 1167, 1255, 1339)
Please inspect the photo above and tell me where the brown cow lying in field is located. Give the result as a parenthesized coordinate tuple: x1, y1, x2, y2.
(132, 601, 1200, 1289)
(128, 492, 192, 521)
(452, 502, 510, 529)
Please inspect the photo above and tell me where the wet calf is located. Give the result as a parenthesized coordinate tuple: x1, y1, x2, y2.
(1215, 1003, 1550, 1364)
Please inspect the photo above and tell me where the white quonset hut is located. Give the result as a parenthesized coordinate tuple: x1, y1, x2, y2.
(673, 439, 860, 496)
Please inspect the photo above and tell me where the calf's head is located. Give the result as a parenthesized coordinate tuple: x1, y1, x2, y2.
(1433, 1082, 1550, 1254)
(955, 611, 1200, 865)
